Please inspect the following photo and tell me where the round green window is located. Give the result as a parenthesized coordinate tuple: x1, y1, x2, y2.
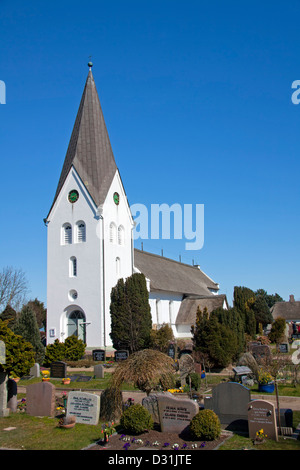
(68, 190, 79, 203)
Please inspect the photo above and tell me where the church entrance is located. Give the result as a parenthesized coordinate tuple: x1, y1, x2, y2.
(67, 310, 86, 343)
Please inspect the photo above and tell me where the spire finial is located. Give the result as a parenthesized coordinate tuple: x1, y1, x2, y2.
(88, 56, 93, 70)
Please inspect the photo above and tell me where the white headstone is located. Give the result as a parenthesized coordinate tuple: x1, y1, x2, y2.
(67, 391, 100, 425)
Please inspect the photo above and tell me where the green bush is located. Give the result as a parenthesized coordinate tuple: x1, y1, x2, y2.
(44, 335, 86, 365)
(189, 409, 221, 441)
(0, 319, 35, 377)
(120, 403, 153, 434)
(63, 335, 85, 361)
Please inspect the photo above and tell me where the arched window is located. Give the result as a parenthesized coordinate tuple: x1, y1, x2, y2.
(62, 223, 72, 245)
(76, 221, 86, 243)
(118, 225, 125, 245)
(70, 256, 77, 277)
(109, 222, 117, 243)
(116, 257, 121, 276)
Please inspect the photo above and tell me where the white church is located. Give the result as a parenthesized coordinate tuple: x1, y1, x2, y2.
(45, 65, 227, 349)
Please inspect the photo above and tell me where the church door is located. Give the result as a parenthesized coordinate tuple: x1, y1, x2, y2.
(67, 310, 86, 343)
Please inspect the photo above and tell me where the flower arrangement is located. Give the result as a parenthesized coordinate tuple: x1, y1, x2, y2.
(41, 370, 50, 381)
(258, 370, 273, 385)
(254, 428, 267, 443)
(167, 387, 184, 394)
(62, 377, 71, 384)
(101, 421, 116, 438)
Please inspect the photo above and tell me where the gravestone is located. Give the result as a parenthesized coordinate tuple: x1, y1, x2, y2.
(92, 349, 106, 362)
(26, 382, 56, 417)
(204, 382, 250, 430)
(7, 378, 17, 412)
(30, 363, 40, 378)
(178, 353, 194, 386)
(114, 350, 129, 361)
(66, 391, 100, 425)
(279, 342, 289, 353)
(94, 364, 105, 379)
(50, 361, 67, 378)
(249, 343, 271, 364)
(157, 393, 199, 433)
(0, 372, 9, 417)
(248, 399, 278, 441)
(167, 343, 176, 359)
(142, 392, 173, 423)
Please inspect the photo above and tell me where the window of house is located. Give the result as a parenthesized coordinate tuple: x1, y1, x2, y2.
(76, 221, 86, 243)
(70, 256, 77, 277)
(109, 222, 117, 243)
(116, 257, 121, 276)
(62, 223, 72, 245)
(118, 225, 125, 245)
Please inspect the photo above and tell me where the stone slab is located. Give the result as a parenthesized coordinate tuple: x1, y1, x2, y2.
(26, 382, 56, 417)
(66, 391, 100, 425)
(248, 399, 278, 441)
(157, 394, 199, 433)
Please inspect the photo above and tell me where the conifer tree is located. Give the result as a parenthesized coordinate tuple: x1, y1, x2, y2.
(14, 305, 45, 364)
(110, 273, 152, 354)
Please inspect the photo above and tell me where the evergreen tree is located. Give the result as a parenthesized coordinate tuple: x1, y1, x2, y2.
(110, 273, 152, 354)
(252, 295, 273, 329)
(0, 319, 35, 377)
(233, 286, 256, 337)
(211, 306, 245, 357)
(0, 304, 17, 329)
(14, 305, 45, 364)
(191, 307, 238, 368)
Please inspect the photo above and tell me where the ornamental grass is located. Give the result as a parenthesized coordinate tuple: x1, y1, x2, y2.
(111, 349, 175, 395)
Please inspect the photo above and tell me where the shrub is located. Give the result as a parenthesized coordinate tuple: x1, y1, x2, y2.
(0, 319, 35, 377)
(63, 335, 85, 361)
(189, 409, 221, 441)
(44, 335, 86, 365)
(100, 386, 123, 421)
(120, 403, 153, 434)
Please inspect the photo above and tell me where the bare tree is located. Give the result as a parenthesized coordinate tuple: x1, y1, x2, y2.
(260, 352, 289, 435)
(0, 266, 29, 313)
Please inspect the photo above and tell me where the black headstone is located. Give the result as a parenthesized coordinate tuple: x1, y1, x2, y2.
(92, 349, 106, 362)
(167, 343, 176, 359)
(114, 350, 129, 361)
(50, 361, 67, 378)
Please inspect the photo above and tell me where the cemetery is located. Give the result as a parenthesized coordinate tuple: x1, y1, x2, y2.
(1, 335, 300, 451)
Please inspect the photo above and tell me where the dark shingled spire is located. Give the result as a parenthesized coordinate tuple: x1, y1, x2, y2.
(51, 66, 117, 211)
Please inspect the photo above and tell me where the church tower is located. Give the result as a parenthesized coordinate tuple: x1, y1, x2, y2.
(45, 64, 134, 348)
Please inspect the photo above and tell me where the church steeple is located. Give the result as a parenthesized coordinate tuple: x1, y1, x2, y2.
(51, 64, 117, 211)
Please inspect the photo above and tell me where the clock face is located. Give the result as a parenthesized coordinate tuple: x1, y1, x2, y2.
(68, 190, 79, 203)
(113, 192, 120, 205)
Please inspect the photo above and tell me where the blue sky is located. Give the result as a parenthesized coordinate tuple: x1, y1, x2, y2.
(0, 0, 299, 306)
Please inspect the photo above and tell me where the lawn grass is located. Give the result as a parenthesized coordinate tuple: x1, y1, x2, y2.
(0, 413, 101, 450)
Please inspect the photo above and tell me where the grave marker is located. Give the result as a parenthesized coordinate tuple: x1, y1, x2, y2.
(66, 391, 100, 425)
(94, 364, 105, 379)
(50, 361, 67, 378)
(30, 363, 40, 378)
(0, 372, 9, 417)
(92, 349, 106, 362)
(204, 382, 250, 430)
(26, 382, 56, 417)
(157, 393, 199, 433)
(248, 399, 278, 441)
(114, 350, 129, 361)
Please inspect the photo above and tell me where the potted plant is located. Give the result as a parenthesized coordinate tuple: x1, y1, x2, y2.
(62, 377, 71, 385)
(41, 370, 50, 381)
(258, 370, 274, 393)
